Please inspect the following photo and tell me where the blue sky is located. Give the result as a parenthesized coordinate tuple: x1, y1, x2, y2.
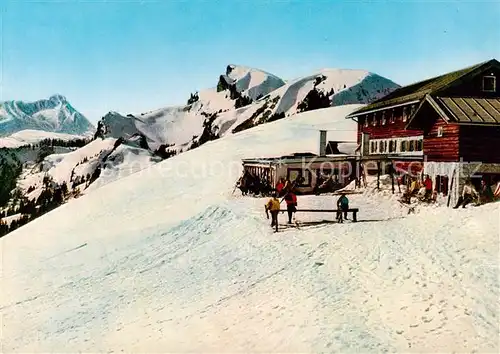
(1, 0, 499, 122)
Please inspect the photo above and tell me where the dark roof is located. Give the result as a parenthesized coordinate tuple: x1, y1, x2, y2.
(242, 152, 317, 163)
(348, 59, 499, 116)
(436, 97, 500, 124)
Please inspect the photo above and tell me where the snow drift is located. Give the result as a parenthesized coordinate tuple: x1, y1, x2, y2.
(2, 105, 498, 352)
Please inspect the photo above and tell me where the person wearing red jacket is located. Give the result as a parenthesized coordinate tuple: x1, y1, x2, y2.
(276, 179, 285, 196)
(423, 175, 433, 199)
(284, 191, 297, 224)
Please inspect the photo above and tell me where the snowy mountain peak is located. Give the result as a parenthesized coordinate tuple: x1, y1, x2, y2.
(217, 64, 286, 101)
(48, 94, 68, 104)
(0, 95, 95, 137)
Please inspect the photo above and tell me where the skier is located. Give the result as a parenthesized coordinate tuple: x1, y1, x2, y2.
(284, 190, 297, 224)
(265, 192, 281, 232)
(336, 193, 349, 223)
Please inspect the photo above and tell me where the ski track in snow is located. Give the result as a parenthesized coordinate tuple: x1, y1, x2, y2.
(1, 105, 499, 352)
(2, 195, 498, 352)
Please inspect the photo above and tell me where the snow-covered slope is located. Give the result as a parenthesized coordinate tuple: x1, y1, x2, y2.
(0, 129, 87, 148)
(99, 65, 398, 152)
(85, 144, 162, 192)
(0, 95, 95, 137)
(16, 138, 160, 202)
(2, 104, 498, 352)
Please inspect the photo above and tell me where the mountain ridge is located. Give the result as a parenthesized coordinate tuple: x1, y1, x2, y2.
(0, 95, 95, 137)
(98, 64, 399, 152)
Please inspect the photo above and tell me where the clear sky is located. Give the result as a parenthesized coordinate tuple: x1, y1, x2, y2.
(1, 0, 499, 122)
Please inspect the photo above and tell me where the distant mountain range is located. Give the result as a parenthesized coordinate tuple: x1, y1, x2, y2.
(99, 64, 399, 153)
(0, 94, 95, 137)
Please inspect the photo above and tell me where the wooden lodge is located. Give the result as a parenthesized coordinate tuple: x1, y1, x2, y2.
(242, 153, 358, 195)
(241, 131, 358, 194)
(347, 58, 500, 205)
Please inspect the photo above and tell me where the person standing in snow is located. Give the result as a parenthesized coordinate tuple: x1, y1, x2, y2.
(454, 179, 478, 208)
(265, 192, 281, 232)
(284, 191, 297, 224)
(336, 193, 349, 223)
(423, 175, 433, 200)
(276, 178, 285, 197)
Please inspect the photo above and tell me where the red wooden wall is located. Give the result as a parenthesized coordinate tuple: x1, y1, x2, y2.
(357, 105, 422, 144)
(423, 120, 461, 162)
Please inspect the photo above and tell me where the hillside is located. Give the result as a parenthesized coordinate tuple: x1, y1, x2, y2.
(0, 136, 160, 235)
(99, 65, 399, 152)
(2, 104, 498, 352)
(0, 129, 88, 149)
(0, 95, 95, 137)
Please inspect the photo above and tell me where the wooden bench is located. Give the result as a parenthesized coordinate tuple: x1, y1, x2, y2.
(279, 208, 359, 222)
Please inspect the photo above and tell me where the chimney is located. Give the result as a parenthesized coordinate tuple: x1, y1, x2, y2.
(319, 130, 327, 156)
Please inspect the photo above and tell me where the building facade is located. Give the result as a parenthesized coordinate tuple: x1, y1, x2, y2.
(347, 59, 500, 205)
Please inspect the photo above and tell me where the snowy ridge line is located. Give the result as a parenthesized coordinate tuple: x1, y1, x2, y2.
(99, 65, 398, 153)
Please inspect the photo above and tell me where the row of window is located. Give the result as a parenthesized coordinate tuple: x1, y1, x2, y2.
(370, 138, 423, 154)
(287, 168, 348, 187)
(363, 105, 417, 127)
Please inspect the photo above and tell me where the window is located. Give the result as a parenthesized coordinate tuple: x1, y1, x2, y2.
(389, 110, 395, 124)
(389, 140, 395, 153)
(410, 104, 416, 117)
(402, 107, 408, 122)
(437, 126, 444, 137)
(287, 169, 312, 187)
(401, 141, 407, 152)
(482, 75, 496, 92)
(416, 139, 423, 151)
(409, 140, 415, 152)
(381, 111, 386, 125)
